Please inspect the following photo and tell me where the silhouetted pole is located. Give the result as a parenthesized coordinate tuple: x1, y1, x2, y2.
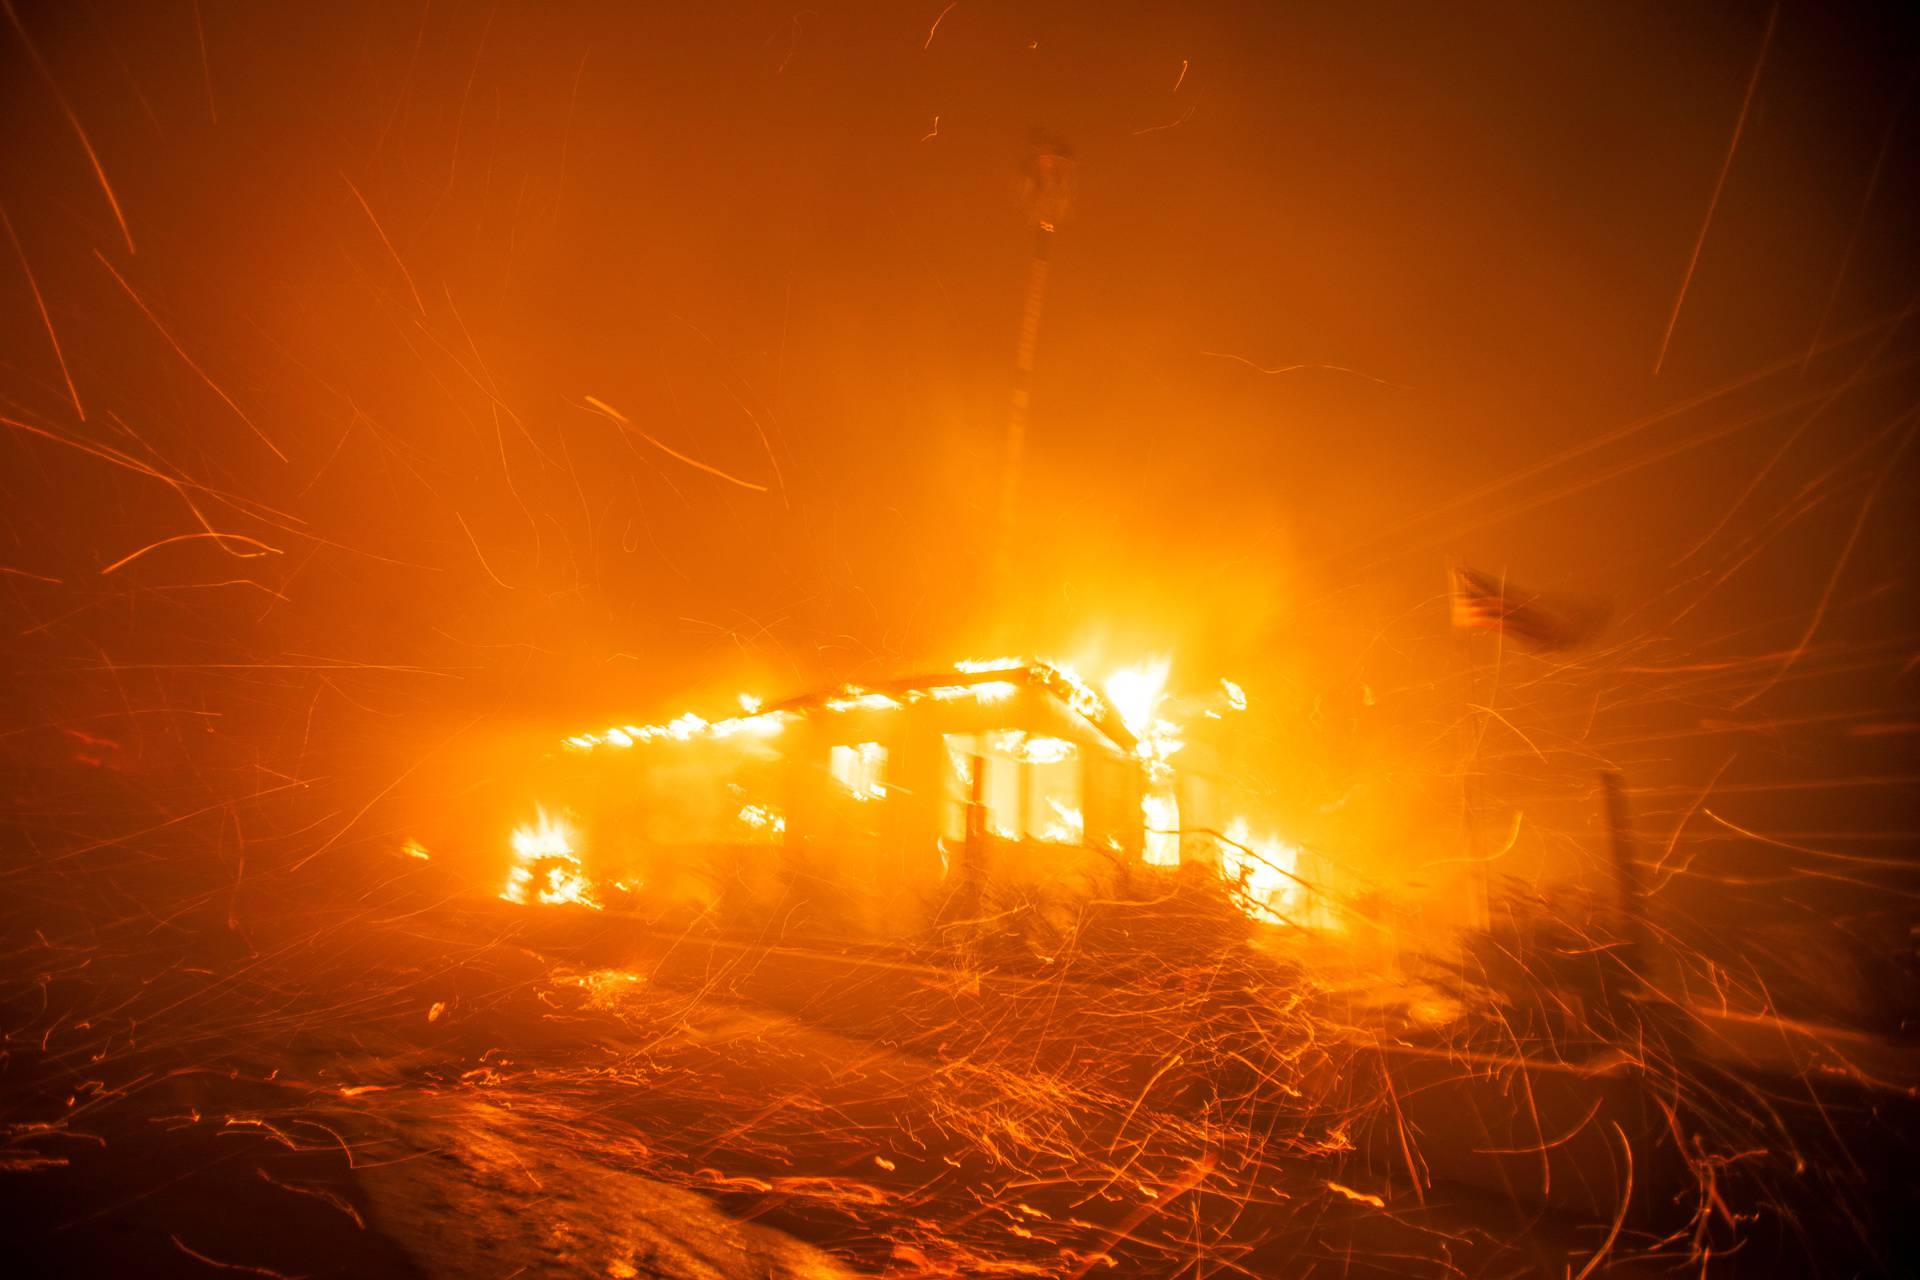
(1600, 770, 1649, 983)
(1456, 625, 1492, 934)
(991, 135, 1074, 600)
(961, 752, 987, 919)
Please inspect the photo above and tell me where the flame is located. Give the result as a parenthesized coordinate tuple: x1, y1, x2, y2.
(825, 689, 903, 712)
(829, 742, 888, 800)
(1142, 789, 1180, 866)
(1220, 678, 1247, 710)
(1018, 735, 1075, 764)
(566, 709, 786, 752)
(954, 655, 1024, 673)
(1038, 798, 1084, 844)
(736, 803, 786, 835)
(561, 657, 1173, 759)
(1220, 818, 1302, 924)
(1103, 659, 1169, 740)
(533, 653, 1301, 913)
(501, 810, 600, 909)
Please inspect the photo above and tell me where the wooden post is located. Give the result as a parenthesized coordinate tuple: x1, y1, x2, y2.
(962, 753, 987, 915)
(1457, 629, 1492, 934)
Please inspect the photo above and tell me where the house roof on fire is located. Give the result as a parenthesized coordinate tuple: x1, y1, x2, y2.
(560, 659, 1143, 757)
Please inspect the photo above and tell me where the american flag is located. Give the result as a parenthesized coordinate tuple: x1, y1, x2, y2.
(1449, 565, 1595, 651)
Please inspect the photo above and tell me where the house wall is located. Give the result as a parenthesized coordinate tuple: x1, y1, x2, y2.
(775, 686, 1144, 942)
(521, 684, 1149, 944)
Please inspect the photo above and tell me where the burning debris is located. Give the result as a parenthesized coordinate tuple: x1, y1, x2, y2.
(502, 809, 597, 909)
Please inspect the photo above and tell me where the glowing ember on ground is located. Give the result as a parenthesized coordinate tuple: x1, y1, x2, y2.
(501, 811, 599, 909)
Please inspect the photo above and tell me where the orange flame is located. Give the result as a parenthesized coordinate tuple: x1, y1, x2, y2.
(501, 810, 599, 909)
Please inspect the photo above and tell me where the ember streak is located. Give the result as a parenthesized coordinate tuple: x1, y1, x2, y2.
(2, 3, 1918, 1278)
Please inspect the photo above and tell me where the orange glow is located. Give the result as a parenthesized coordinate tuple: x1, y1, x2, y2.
(6, 9, 1911, 1273)
(824, 689, 903, 712)
(1103, 658, 1169, 741)
(1220, 678, 1248, 711)
(528, 655, 1280, 898)
(1219, 818, 1303, 924)
(1038, 798, 1085, 844)
(502, 810, 599, 909)
(1142, 789, 1180, 866)
(829, 742, 888, 800)
(736, 803, 786, 835)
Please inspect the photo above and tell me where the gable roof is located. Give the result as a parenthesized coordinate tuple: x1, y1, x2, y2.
(561, 659, 1141, 757)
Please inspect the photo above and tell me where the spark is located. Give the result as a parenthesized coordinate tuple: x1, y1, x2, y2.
(93, 251, 288, 461)
(99, 531, 282, 576)
(340, 171, 427, 317)
(1803, 65, 1913, 367)
(1173, 58, 1189, 92)
(0, 565, 63, 584)
(923, 1, 959, 51)
(1569, 1123, 1633, 1280)
(579, 394, 769, 492)
(1340, 312, 1901, 567)
(454, 510, 516, 589)
(554, 50, 590, 221)
(169, 1235, 300, 1278)
(1652, 1, 1779, 375)
(1131, 105, 1195, 136)
(1201, 349, 1410, 389)
(1067, 1153, 1215, 1280)
(1733, 417, 1916, 706)
(0, 202, 83, 419)
(376, 0, 432, 151)
(253, 1168, 365, 1228)
(190, 0, 217, 124)
(0, 0, 135, 253)
(291, 717, 483, 871)
(1702, 809, 1916, 869)
(1325, 1180, 1385, 1208)
(444, 1, 497, 194)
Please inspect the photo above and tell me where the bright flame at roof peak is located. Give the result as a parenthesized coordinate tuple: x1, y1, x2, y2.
(1103, 658, 1171, 740)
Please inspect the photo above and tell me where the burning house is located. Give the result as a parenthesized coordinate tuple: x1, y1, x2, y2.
(503, 658, 1313, 941)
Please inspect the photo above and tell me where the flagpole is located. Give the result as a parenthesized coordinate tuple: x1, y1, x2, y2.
(1451, 564, 1493, 938)
(1449, 560, 1607, 948)
(1458, 627, 1492, 935)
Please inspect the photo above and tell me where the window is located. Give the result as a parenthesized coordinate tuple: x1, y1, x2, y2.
(829, 742, 888, 800)
(943, 731, 1083, 843)
(1142, 789, 1180, 866)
